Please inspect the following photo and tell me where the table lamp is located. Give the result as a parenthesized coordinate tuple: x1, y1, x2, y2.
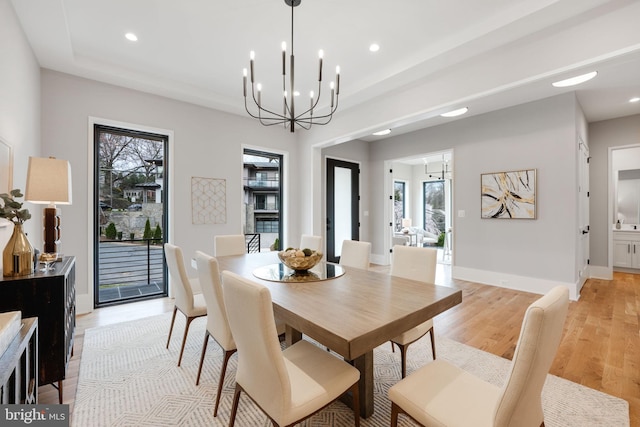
(401, 218, 412, 233)
(25, 156, 72, 253)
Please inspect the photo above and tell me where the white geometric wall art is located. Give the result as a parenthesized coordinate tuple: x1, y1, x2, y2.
(191, 177, 226, 224)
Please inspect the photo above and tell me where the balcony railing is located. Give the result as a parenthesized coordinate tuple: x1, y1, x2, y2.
(244, 178, 279, 188)
(254, 203, 279, 210)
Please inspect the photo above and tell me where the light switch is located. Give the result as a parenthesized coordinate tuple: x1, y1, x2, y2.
(458, 210, 465, 218)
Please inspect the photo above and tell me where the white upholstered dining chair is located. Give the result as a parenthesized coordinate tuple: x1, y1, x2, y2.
(388, 286, 569, 427)
(213, 234, 246, 257)
(339, 239, 371, 270)
(221, 270, 361, 427)
(164, 243, 207, 366)
(193, 251, 236, 417)
(300, 234, 323, 252)
(390, 244, 438, 378)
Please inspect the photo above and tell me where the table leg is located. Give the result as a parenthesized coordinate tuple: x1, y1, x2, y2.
(285, 325, 302, 347)
(342, 351, 374, 418)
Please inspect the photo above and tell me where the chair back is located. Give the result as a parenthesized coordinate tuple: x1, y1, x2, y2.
(164, 243, 195, 313)
(339, 240, 371, 270)
(221, 271, 290, 417)
(300, 234, 323, 253)
(494, 286, 569, 427)
(390, 245, 437, 283)
(214, 234, 246, 256)
(195, 251, 235, 350)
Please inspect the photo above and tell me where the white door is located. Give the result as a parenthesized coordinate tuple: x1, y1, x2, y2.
(578, 139, 590, 291)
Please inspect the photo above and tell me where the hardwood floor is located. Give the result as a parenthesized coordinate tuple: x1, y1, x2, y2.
(40, 269, 639, 426)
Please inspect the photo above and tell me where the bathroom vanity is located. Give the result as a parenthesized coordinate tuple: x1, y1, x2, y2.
(613, 229, 640, 268)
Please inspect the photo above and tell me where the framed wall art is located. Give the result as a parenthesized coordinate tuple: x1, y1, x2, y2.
(191, 176, 227, 224)
(481, 169, 536, 219)
(0, 138, 13, 194)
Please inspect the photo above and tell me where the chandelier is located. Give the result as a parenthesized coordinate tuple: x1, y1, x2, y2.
(242, 0, 340, 133)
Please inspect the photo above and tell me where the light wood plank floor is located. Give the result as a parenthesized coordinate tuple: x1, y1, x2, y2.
(40, 268, 639, 425)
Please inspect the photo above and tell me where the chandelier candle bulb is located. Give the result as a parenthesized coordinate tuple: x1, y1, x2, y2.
(281, 42, 286, 74)
(249, 51, 255, 83)
(243, 69, 247, 97)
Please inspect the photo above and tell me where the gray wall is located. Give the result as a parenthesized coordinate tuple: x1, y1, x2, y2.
(40, 69, 300, 312)
(589, 114, 640, 268)
(368, 93, 583, 295)
(0, 0, 41, 251)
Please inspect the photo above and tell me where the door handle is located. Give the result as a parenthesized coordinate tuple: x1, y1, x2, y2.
(582, 230, 589, 234)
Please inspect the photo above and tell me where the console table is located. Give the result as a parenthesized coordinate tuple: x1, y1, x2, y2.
(0, 317, 38, 404)
(0, 256, 75, 403)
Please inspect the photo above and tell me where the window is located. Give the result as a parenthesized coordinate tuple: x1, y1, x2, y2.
(394, 181, 406, 231)
(423, 181, 445, 234)
(256, 218, 279, 233)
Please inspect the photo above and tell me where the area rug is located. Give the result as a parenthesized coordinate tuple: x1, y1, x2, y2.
(73, 313, 629, 426)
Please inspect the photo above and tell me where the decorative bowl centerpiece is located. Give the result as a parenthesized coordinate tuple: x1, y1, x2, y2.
(278, 247, 323, 274)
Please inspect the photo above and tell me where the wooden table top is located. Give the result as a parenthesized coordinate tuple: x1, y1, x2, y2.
(217, 252, 462, 360)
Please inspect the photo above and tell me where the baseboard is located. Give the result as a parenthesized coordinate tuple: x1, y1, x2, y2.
(589, 265, 613, 280)
(452, 266, 579, 301)
(76, 293, 93, 315)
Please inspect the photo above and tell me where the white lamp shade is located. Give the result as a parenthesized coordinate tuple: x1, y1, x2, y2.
(25, 156, 73, 205)
(402, 218, 412, 228)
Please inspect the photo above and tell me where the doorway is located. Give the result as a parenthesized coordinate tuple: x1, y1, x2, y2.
(326, 158, 360, 263)
(94, 124, 168, 307)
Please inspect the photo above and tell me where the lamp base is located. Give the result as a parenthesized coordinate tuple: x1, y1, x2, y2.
(43, 206, 61, 253)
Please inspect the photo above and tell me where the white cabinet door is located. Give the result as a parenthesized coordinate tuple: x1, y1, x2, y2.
(631, 243, 640, 268)
(613, 240, 632, 267)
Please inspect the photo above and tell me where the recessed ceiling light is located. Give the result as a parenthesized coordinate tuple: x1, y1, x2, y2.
(630, 97, 640, 103)
(551, 71, 597, 88)
(440, 107, 468, 118)
(372, 129, 391, 136)
(125, 32, 138, 42)
(369, 43, 380, 52)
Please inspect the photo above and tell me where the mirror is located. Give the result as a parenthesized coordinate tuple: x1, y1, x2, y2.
(617, 169, 640, 225)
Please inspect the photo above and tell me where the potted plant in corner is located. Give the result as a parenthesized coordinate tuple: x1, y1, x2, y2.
(0, 189, 34, 276)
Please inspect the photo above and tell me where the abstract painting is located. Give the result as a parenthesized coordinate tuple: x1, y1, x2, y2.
(191, 177, 226, 224)
(481, 169, 536, 219)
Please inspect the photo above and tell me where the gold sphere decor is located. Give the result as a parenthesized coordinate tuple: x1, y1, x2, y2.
(278, 248, 322, 273)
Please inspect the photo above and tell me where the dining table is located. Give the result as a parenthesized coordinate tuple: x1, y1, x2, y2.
(216, 251, 462, 418)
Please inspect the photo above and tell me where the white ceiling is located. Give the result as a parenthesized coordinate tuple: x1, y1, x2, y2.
(10, 0, 640, 144)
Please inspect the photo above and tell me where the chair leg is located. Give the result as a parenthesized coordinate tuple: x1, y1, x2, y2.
(214, 349, 237, 417)
(390, 402, 401, 427)
(228, 383, 242, 427)
(351, 382, 360, 427)
(429, 327, 436, 360)
(390, 341, 395, 353)
(166, 306, 178, 349)
(177, 316, 195, 367)
(398, 343, 409, 378)
(196, 331, 211, 385)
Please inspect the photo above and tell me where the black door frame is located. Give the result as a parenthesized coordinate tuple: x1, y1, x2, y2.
(326, 158, 360, 263)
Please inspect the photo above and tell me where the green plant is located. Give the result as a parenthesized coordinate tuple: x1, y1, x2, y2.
(143, 219, 152, 239)
(437, 232, 445, 247)
(117, 231, 123, 240)
(0, 189, 31, 224)
(129, 232, 135, 240)
(153, 224, 162, 243)
(105, 222, 117, 239)
(272, 238, 280, 250)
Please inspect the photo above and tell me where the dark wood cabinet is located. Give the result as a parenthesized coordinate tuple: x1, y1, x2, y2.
(0, 257, 75, 403)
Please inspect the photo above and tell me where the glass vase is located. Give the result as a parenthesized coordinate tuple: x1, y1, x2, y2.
(2, 223, 34, 277)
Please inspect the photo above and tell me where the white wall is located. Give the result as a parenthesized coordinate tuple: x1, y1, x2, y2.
(0, 0, 41, 252)
(369, 94, 583, 298)
(41, 69, 299, 313)
(589, 114, 640, 271)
